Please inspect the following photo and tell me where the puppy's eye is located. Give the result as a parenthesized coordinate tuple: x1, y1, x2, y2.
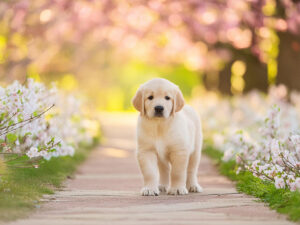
(148, 95, 154, 100)
(165, 96, 170, 100)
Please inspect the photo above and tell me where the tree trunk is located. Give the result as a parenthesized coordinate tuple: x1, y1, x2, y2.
(241, 53, 268, 93)
(218, 62, 232, 95)
(277, 32, 300, 90)
(215, 49, 268, 94)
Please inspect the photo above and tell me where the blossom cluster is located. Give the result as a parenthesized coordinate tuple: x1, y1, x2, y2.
(3, 0, 300, 82)
(193, 86, 300, 191)
(0, 79, 99, 167)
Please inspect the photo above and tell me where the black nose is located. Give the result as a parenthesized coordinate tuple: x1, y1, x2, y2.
(155, 105, 164, 113)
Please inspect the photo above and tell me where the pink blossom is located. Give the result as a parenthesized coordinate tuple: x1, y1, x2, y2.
(275, 177, 286, 189)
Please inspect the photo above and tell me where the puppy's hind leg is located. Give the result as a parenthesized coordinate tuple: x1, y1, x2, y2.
(186, 148, 203, 193)
(158, 159, 170, 192)
(137, 150, 160, 196)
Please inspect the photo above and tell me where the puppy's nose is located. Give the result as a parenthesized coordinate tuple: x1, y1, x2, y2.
(155, 105, 164, 113)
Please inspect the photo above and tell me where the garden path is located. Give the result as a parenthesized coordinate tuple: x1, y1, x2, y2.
(8, 113, 295, 225)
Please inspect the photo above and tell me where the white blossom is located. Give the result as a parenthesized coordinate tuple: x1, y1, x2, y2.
(275, 177, 286, 189)
(196, 85, 300, 191)
(0, 79, 99, 164)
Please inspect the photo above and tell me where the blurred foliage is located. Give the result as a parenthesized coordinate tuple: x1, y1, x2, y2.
(24, 59, 201, 111)
(79, 60, 200, 111)
(1, 0, 300, 109)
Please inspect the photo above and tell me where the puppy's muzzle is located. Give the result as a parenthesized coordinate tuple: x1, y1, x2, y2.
(154, 105, 164, 117)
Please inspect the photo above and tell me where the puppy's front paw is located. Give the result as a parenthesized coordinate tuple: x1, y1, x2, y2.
(141, 187, 159, 196)
(167, 187, 188, 195)
(188, 183, 203, 193)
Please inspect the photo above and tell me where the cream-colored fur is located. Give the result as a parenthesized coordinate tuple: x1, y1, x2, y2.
(132, 78, 203, 196)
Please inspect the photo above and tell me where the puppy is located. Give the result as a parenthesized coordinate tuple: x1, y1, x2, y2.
(132, 78, 203, 196)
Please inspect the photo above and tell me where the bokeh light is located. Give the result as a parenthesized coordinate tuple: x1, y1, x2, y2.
(0, 0, 299, 110)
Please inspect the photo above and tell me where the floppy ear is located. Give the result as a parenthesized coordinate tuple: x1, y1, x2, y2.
(172, 87, 185, 115)
(132, 88, 145, 115)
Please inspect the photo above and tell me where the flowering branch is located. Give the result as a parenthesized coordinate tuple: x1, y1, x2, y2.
(0, 104, 55, 137)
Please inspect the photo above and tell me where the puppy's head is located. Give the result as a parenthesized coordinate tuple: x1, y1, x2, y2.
(132, 78, 184, 119)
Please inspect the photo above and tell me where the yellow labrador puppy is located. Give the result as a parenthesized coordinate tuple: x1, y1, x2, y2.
(132, 78, 203, 196)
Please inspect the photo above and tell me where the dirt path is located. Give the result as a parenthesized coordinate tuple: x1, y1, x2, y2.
(9, 113, 294, 225)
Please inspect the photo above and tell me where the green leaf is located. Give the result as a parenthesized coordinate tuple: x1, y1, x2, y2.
(0, 112, 6, 121)
(18, 114, 24, 123)
(47, 137, 55, 145)
(33, 111, 39, 117)
(7, 133, 17, 143)
(25, 132, 32, 136)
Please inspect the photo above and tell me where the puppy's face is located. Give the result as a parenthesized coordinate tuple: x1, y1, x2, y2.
(132, 78, 184, 119)
(144, 88, 173, 118)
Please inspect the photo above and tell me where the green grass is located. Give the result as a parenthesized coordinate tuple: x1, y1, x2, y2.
(204, 145, 300, 222)
(0, 141, 98, 221)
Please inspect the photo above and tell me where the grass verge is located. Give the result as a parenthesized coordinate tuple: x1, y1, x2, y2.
(0, 141, 98, 221)
(204, 145, 300, 222)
